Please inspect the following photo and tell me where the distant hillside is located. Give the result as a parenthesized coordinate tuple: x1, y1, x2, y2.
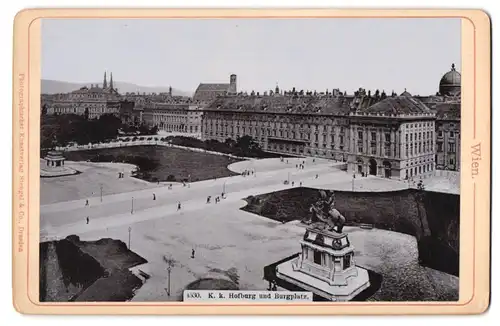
(41, 79, 192, 96)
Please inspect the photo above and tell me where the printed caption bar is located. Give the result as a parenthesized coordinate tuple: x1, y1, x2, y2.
(184, 290, 313, 302)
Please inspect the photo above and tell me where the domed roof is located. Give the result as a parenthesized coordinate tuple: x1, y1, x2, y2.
(400, 88, 412, 97)
(439, 64, 461, 96)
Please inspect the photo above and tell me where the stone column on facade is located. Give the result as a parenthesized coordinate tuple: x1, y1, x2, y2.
(350, 126, 355, 156)
(363, 128, 367, 154)
(396, 130, 401, 159)
(391, 130, 396, 158)
(381, 129, 385, 158)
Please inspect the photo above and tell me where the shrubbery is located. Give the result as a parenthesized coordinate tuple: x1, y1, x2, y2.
(167, 135, 278, 159)
(41, 113, 159, 149)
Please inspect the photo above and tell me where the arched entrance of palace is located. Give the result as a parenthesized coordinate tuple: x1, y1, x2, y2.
(383, 161, 392, 178)
(369, 159, 377, 176)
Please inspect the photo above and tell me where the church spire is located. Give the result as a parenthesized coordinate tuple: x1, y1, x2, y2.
(110, 72, 114, 90)
(103, 71, 107, 89)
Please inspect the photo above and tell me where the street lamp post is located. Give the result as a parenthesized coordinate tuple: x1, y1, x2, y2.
(167, 266, 172, 296)
(352, 174, 355, 191)
(100, 184, 103, 202)
(163, 256, 175, 296)
(131, 197, 134, 214)
(128, 226, 131, 249)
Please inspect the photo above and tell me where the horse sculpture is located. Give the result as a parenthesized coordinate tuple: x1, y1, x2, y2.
(308, 190, 346, 233)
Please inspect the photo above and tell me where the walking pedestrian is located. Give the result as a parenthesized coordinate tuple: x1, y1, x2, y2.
(191, 249, 195, 258)
(300, 181, 302, 187)
(85, 199, 89, 206)
(86, 217, 89, 224)
(177, 202, 181, 210)
(292, 181, 295, 187)
(315, 174, 319, 179)
(207, 196, 211, 204)
(153, 193, 156, 200)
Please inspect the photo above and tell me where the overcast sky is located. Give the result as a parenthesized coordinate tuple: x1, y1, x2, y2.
(41, 18, 461, 95)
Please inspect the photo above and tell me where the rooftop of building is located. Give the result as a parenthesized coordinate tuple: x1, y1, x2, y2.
(206, 94, 354, 115)
(357, 96, 433, 116)
(434, 102, 461, 120)
(195, 83, 230, 92)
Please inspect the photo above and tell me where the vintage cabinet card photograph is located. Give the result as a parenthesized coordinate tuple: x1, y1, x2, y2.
(12, 8, 491, 315)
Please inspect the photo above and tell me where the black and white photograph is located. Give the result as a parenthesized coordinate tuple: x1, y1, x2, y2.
(39, 17, 461, 303)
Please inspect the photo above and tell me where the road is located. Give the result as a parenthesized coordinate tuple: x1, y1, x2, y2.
(40, 159, 346, 240)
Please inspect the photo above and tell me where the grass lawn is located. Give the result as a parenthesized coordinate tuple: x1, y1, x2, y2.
(65, 145, 243, 182)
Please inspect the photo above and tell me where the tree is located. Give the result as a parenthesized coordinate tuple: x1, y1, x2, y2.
(235, 135, 261, 155)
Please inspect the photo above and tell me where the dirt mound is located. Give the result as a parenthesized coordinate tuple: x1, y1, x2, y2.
(185, 278, 239, 291)
(40, 235, 148, 302)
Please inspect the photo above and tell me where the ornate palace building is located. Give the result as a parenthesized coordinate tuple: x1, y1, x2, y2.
(419, 64, 461, 171)
(201, 64, 461, 178)
(141, 102, 203, 136)
(348, 96, 436, 180)
(45, 72, 122, 119)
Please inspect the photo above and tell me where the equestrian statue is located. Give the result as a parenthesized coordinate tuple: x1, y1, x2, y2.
(307, 190, 346, 233)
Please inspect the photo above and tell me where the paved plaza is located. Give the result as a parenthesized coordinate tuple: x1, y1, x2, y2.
(40, 156, 459, 301)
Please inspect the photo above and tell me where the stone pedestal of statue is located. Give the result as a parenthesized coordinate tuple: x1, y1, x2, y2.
(275, 222, 370, 301)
